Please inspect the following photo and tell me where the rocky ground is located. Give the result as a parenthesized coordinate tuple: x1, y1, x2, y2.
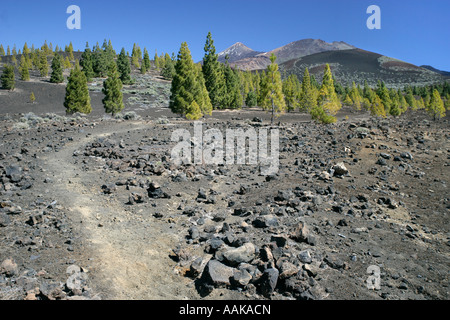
(0, 107, 449, 300)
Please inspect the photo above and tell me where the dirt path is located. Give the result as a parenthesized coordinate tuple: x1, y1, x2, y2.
(39, 122, 199, 300)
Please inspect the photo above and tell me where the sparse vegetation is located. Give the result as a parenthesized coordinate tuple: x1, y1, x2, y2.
(0, 38, 447, 123)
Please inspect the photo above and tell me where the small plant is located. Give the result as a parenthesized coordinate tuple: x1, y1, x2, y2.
(30, 92, 36, 104)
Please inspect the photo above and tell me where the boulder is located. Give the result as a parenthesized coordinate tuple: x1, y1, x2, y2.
(222, 242, 257, 266)
(201, 259, 235, 287)
(332, 162, 349, 176)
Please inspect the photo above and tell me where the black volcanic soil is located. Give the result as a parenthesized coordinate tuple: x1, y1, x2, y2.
(279, 49, 444, 88)
(0, 105, 448, 300)
(0, 68, 449, 301)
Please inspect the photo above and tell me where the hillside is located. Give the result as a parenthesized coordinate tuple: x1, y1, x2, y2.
(224, 39, 356, 71)
(216, 39, 445, 88)
(278, 49, 444, 88)
(420, 65, 450, 79)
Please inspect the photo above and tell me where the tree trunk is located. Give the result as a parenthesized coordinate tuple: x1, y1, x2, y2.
(271, 100, 274, 125)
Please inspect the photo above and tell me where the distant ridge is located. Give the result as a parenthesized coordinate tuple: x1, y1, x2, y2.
(218, 38, 356, 71)
(420, 65, 450, 78)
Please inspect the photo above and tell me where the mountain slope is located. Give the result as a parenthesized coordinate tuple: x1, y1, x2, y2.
(262, 39, 356, 64)
(217, 42, 263, 64)
(420, 65, 450, 78)
(279, 49, 444, 88)
(224, 38, 356, 71)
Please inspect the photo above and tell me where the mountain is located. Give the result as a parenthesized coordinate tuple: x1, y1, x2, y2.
(220, 39, 356, 71)
(420, 65, 450, 78)
(217, 42, 263, 64)
(262, 39, 356, 65)
(215, 39, 445, 87)
(278, 49, 444, 88)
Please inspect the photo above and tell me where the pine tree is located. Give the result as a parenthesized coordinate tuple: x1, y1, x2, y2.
(66, 42, 75, 61)
(245, 91, 258, 107)
(299, 68, 317, 112)
(131, 43, 141, 68)
(185, 101, 203, 120)
(41, 41, 49, 56)
(64, 64, 91, 114)
(143, 48, 151, 71)
(427, 89, 446, 120)
(92, 43, 108, 77)
(170, 42, 210, 118)
(50, 54, 64, 83)
(140, 62, 147, 74)
(343, 94, 353, 106)
(0, 44, 5, 56)
(389, 89, 401, 117)
(63, 56, 72, 69)
(316, 64, 341, 119)
(195, 63, 213, 116)
(376, 81, 391, 114)
(159, 52, 166, 70)
(370, 94, 386, 118)
(6, 46, 11, 56)
(282, 74, 300, 112)
(102, 62, 125, 116)
(398, 89, 408, 113)
(80, 44, 94, 82)
(102, 39, 116, 63)
(38, 51, 48, 77)
(202, 32, 226, 109)
(1, 64, 15, 90)
(334, 77, 345, 99)
(22, 43, 32, 69)
(31, 50, 39, 70)
(19, 55, 30, 81)
(154, 49, 160, 70)
(310, 74, 319, 89)
(117, 48, 132, 85)
(161, 53, 175, 80)
(405, 87, 417, 110)
(257, 70, 267, 106)
(22, 43, 30, 56)
(223, 58, 243, 110)
(444, 93, 450, 111)
(417, 97, 425, 109)
(349, 81, 363, 110)
(260, 54, 286, 124)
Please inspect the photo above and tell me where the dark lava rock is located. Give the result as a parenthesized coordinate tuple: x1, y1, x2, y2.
(147, 182, 170, 199)
(252, 215, 279, 228)
(200, 259, 235, 288)
(5, 165, 23, 183)
(291, 221, 316, 245)
(259, 268, 279, 297)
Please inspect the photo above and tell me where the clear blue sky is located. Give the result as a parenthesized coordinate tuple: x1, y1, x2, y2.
(1, 0, 449, 70)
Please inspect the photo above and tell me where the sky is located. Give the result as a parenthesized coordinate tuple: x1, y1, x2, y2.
(0, 0, 449, 70)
